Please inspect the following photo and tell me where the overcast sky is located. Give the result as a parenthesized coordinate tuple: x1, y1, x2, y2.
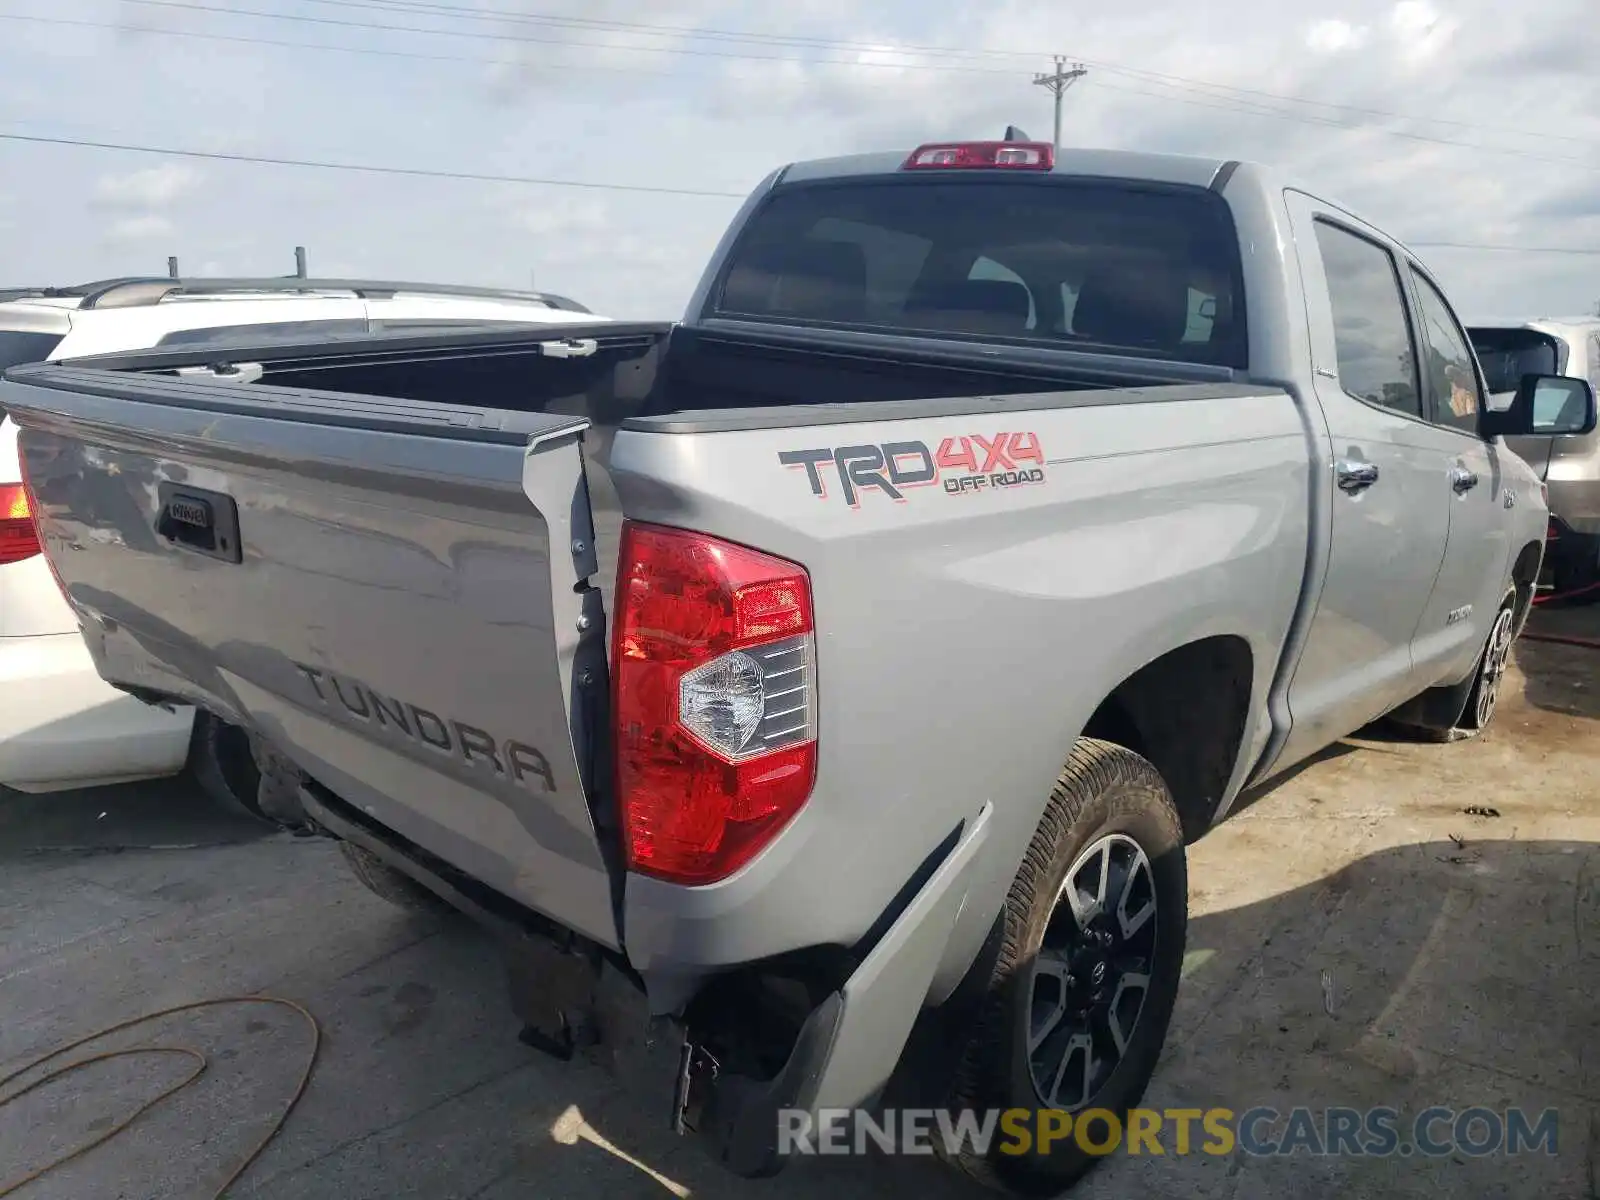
(1, 0, 1596, 322)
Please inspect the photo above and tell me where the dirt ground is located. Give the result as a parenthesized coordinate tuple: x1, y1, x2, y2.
(1, 604, 1597, 1200)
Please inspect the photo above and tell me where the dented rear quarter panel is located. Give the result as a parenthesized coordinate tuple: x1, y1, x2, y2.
(611, 385, 1310, 995)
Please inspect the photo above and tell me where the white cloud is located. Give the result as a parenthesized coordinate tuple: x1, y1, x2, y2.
(510, 199, 610, 238)
(1306, 19, 1370, 54)
(93, 163, 201, 209)
(1390, 0, 1441, 35)
(105, 214, 175, 242)
(852, 45, 920, 69)
(1387, 0, 1461, 65)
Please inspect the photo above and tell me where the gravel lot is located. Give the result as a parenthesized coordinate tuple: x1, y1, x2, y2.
(3, 604, 1597, 1200)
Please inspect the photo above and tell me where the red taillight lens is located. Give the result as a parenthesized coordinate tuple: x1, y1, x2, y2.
(0, 482, 40, 565)
(902, 141, 1055, 171)
(613, 521, 817, 886)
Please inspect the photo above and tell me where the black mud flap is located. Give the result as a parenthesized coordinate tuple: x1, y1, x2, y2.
(505, 934, 603, 1061)
(295, 779, 646, 1062)
(673, 992, 845, 1179)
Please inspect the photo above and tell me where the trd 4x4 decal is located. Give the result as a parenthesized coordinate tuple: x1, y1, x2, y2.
(779, 432, 1046, 507)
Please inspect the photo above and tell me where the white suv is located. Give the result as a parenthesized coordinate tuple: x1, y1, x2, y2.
(0, 276, 605, 808)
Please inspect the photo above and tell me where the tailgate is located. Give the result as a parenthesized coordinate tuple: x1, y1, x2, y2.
(6, 363, 620, 949)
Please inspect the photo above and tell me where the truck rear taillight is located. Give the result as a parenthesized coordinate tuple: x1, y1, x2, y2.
(0, 483, 40, 565)
(612, 521, 817, 886)
(902, 141, 1055, 171)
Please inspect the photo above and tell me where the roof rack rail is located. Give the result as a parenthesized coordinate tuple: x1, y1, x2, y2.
(0, 278, 201, 304)
(67, 276, 591, 313)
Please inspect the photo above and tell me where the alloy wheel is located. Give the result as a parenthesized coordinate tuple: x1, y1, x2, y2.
(1474, 606, 1516, 728)
(1026, 833, 1158, 1110)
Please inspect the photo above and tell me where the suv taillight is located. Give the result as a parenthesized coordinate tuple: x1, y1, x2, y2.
(13, 452, 70, 602)
(0, 482, 40, 565)
(612, 521, 817, 886)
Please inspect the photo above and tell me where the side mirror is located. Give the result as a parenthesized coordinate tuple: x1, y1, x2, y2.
(1480, 373, 1598, 439)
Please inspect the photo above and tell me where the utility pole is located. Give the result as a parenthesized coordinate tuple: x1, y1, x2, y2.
(1033, 56, 1087, 150)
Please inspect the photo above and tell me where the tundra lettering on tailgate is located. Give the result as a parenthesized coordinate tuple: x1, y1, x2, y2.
(779, 432, 1046, 507)
(294, 663, 557, 793)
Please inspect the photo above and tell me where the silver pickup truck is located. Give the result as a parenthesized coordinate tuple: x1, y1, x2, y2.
(6, 140, 1595, 1195)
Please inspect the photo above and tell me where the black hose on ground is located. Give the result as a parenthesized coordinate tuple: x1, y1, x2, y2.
(0, 996, 320, 1198)
(1524, 578, 1600, 650)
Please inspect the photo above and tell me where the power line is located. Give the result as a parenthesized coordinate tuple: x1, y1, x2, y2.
(110, 0, 1600, 166)
(4, 126, 1600, 259)
(270, 0, 1600, 150)
(1088, 78, 1592, 168)
(0, 131, 748, 197)
(1068, 61, 1600, 148)
(0, 12, 674, 75)
(118, 0, 1016, 75)
(1409, 242, 1600, 256)
(1, 5, 1420, 149)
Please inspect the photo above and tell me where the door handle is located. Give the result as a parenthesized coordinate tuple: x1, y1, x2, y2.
(1450, 467, 1479, 494)
(1336, 459, 1380, 494)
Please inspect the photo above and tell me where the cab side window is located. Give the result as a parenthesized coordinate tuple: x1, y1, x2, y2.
(1408, 269, 1484, 435)
(1312, 221, 1422, 418)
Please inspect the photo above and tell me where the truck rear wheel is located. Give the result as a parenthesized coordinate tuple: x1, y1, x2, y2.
(339, 842, 457, 920)
(937, 738, 1187, 1195)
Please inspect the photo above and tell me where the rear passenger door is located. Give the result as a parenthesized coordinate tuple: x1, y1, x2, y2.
(1403, 265, 1510, 686)
(1276, 197, 1452, 765)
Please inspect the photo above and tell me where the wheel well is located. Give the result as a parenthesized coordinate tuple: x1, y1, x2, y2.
(1080, 636, 1253, 843)
(1511, 540, 1542, 634)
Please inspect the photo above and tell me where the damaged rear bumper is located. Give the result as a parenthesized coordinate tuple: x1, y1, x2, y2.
(676, 803, 993, 1176)
(303, 777, 994, 1179)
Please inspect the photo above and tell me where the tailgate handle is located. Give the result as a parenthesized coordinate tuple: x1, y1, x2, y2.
(157, 483, 243, 564)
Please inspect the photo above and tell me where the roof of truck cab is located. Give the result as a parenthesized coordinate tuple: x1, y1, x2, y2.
(778, 146, 1233, 189)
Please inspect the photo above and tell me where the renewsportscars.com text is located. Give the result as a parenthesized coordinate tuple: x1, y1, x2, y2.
(778, 1105, 1559, 1159)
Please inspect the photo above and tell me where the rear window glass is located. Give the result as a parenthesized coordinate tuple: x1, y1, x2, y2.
(1468, 327, 1565, 394)
(712, 179, 1247, 368)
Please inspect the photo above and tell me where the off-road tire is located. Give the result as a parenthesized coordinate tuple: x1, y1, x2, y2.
(187, 712, 270, 822)
(339, 841, 458, 919)
(935, 738, 1187, 1196)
